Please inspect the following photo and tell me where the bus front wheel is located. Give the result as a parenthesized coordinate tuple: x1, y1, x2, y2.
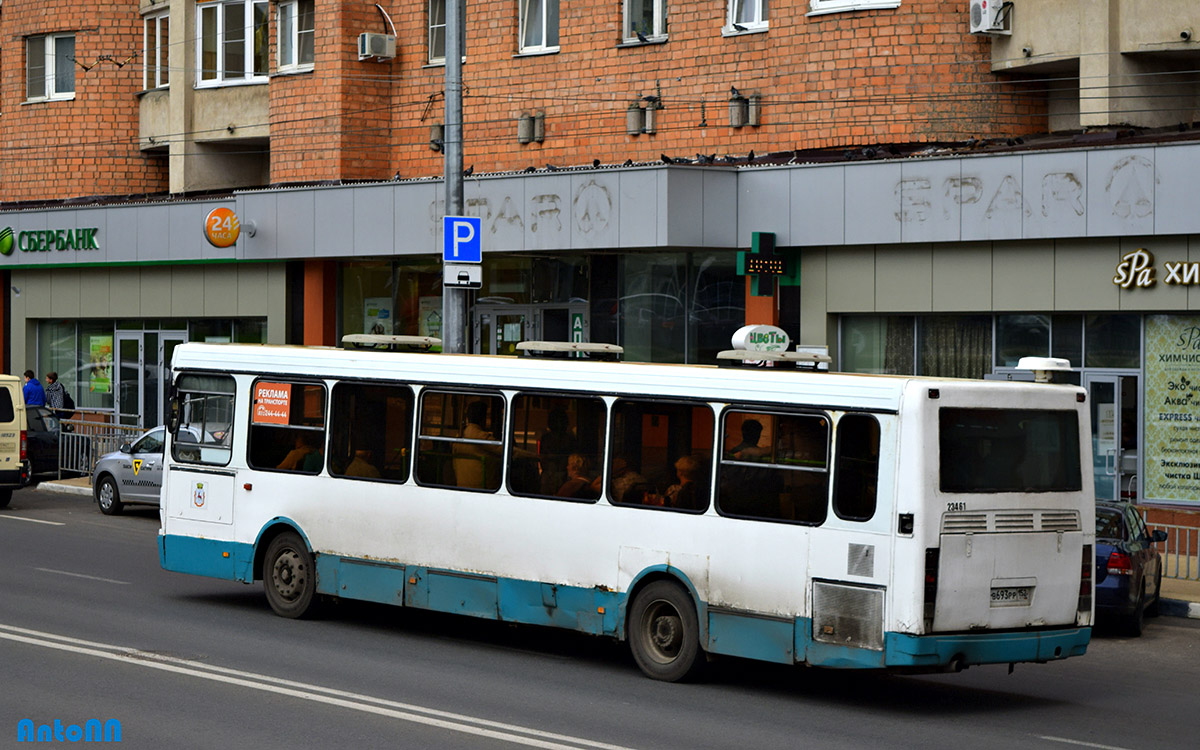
(263, 532, 318, 619)
(628, 581, 704, 682)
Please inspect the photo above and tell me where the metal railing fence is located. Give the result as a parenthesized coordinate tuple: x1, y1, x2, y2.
(1146, 521, 1200, 582)
(57, 417, 143, 478)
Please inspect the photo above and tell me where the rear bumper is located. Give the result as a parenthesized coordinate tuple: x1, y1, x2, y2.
(885, 627, 1091, 669)
(0, 464, 31, 490)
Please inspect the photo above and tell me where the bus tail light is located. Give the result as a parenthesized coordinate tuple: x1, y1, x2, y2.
(1106, 550, 1132, 576)
(1078, 544, 1093, 616)
(924, 548, 939, 631)
(20, 430, 27, 461)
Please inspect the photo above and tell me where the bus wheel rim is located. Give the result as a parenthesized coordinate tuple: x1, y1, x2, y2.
(272, 549, 305, 601)
(643, 600, 683, 664)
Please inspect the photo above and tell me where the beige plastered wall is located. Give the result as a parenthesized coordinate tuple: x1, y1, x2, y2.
(800, 237, 1200, 368)
(8, 261, 288, 371)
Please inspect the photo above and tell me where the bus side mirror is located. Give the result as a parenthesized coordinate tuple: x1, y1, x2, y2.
(166, 395, 181, 434)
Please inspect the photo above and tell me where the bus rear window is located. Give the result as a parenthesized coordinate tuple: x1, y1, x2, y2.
(939, 408, 1081, 493)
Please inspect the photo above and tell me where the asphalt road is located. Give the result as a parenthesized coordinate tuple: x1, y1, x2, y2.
(2, 487, 1198, 750)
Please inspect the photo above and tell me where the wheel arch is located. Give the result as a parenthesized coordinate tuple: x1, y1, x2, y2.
(252, 518, 313, 582)
(619, 565, 707, 643)
(92, 472, 115, 500)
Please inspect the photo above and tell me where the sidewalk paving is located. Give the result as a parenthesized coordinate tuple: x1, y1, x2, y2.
(33, 477, 1200, 619)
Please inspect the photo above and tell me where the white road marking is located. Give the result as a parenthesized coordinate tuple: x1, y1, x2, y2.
(0, 623, 636, 750)
(35, 568, 131, 585)
(0, 514, 65, 526)
(1038, 736, 1134, 750)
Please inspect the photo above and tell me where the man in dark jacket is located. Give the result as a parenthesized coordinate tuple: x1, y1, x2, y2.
(22, 370, 45, 406)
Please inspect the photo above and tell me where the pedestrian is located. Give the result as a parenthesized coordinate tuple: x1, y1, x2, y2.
(44, 371, 65, 411)
(22, 370, 46, 406)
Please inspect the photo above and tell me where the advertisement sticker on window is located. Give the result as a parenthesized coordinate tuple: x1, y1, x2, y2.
(253, 382, 292, 424)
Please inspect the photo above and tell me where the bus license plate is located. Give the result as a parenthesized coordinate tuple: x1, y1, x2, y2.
(990, 586, 1032, 607)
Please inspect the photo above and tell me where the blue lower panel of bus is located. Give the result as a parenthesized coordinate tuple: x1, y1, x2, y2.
(161, 537, 1091, 670)
(884, 627, 1091, 668)
(158, 534, 254, 582)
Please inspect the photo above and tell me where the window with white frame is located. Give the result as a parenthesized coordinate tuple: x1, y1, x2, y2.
(430, 0, 447, 62)
(624, 0, 666, 42)
(429, 0, 465, 64)
(807, 0, 900, 16)
(26, 34, 76, 101)
(144, 12, 170, 90)
(519, 0, 559, 53)
(278, 0, 314, 71)
(197, 0, 268, 85)
(726, 0, 767, 32)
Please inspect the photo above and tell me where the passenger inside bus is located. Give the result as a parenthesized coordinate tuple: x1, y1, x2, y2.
(277, 433, 321, 471)
(539, 408, 577, 495)
(727, 418, 768, 460)
(344, 447, 381, 478)
(453, 401, 501, 488)
(608, 456, 647, 503)
(663, 454, 705, 510)
(556, 454, 599, 499)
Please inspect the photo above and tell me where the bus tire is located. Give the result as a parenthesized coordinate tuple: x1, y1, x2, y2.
(0, 489, 11, 509)
(628, 581, 704, 682)
(95, 476, 123, 516)
(263, 532, 319, 619)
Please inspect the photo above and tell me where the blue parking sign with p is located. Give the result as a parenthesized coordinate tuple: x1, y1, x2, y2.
(443, 216, 482, 263)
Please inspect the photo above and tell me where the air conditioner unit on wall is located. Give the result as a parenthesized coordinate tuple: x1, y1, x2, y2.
(358, 32, 397, 61)
(969, 0, 1012, 36)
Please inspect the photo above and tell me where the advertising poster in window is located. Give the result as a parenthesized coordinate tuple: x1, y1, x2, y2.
(419, 296, 442, 348)
(364, 297, 392, 335)
(253, 382, 292, 425)
(1143, 314, 1200, 505)
(89, 335, 113, 393)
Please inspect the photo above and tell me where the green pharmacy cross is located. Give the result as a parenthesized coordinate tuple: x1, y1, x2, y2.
(737, 232, 801, 297)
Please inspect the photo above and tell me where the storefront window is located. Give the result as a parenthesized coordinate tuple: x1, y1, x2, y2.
(1052, 314, 1083, 366)
(918, 316, 991, 378)
(1085, 314, 1140, 368)
(77, 322, 115, 411)
(340, 259, 443, 340)
(841, 316, 915, 375)
(234, 319, 267, 343)
(995, 314, 1049, 367)
(36, 320, 79, 402)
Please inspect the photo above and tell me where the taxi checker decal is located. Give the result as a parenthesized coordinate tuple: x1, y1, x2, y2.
(193, 482, 206, 508)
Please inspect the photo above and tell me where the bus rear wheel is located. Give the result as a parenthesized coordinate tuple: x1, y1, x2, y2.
(628, 581, 703, 682)
(263, 532, 318, 619)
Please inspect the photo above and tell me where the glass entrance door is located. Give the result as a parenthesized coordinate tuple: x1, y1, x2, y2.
(115, 330, 188, 428)
(115, 333, 142, 426)
(472, 304, 590, 355)
(1084, 373, 1139, 502)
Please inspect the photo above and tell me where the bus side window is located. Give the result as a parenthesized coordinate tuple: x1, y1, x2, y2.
(608, 399, 713, 512)
(507, 393, 606, 502)
(171, 374, 236, 466)
(718, 410, 829, 525)
(247, 381, 327, 474)
(416, 391, 505, 491)
(329, 382, 414, 483)
(832, 414, 880, 522)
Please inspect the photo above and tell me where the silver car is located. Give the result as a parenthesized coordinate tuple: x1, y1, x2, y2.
(92, 426, 199, 515)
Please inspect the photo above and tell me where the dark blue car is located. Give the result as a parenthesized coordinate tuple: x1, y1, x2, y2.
(1094, 501, 1168, 636)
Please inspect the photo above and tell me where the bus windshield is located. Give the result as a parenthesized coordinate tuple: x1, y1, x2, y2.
(939, 408, 1082, 493)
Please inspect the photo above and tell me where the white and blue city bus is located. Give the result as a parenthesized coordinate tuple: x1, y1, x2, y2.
(158, 339, 1094, 680)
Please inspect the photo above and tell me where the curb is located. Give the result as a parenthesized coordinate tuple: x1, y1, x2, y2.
(1159, 598, 1200, 620)
(35, 481, 93, 498)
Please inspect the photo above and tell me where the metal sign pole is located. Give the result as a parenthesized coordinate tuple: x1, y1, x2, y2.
(442, 0, 466, 353)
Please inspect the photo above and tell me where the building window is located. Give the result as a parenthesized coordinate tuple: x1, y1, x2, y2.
(428, 0, 465, 64)
(624, 0, 666, 42)
(27, 34, 76, 101)
(726, 0, 767, 33)
(519, 0, 559, 53)
(807, 1, 901, 17)
(278, 0, 314, 71)
(197, 0, 268, 85)
(144, 14, 170, 89)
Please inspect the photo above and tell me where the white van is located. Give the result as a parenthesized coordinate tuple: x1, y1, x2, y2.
(0, 375, 30, 508)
